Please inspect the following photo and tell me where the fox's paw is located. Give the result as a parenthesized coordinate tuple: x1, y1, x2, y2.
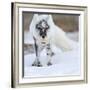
(32, 60, 42, 67)
(47, 62, 52, 66)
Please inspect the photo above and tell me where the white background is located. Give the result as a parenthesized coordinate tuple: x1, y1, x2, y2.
(0, 0, 89, 90)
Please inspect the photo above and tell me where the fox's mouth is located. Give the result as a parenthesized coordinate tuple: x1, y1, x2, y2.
(41, 42, 46, 44)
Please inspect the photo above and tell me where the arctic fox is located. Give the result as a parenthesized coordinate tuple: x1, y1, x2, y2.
(29, 14, 73, 66)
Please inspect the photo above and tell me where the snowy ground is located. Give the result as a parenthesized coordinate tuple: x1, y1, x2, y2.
(24, 31, 81, 78)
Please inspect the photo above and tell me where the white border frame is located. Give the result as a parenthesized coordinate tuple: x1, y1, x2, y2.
(11, 2, 88, 88)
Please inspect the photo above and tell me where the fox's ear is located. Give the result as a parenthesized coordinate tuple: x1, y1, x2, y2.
(46, 15, 51, 20)
(33, 14, 38, 21)
(48, 15, 54, 25)
(49, 15, 52, 18)
(29, 14, 38, 31)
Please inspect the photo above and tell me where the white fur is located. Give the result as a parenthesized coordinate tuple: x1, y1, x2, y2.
(29, 14, 73, 51)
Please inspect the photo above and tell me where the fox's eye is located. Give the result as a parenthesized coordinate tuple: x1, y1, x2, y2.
(36, 24, 42, 30)
(46, 25, 49, 30)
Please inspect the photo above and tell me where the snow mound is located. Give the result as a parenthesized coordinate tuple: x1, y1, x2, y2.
(24, 43, 81, 78)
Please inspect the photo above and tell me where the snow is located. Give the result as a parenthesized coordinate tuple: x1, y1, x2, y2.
(24, 39, 81, 78)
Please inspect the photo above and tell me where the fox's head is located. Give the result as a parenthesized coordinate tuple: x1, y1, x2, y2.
(31, 14, 54, 40)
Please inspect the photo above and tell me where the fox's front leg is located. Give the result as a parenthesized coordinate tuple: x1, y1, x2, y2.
(46, 44, 54, 66)
(32, 38, 42, 67)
